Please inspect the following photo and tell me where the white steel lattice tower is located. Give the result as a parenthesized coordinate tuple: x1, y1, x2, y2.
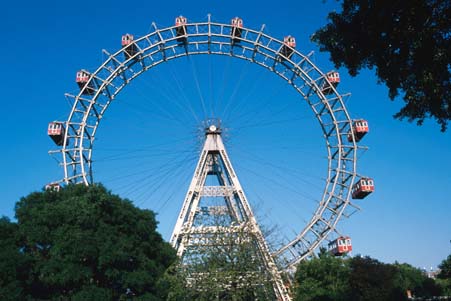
(170, 122, 290, 301)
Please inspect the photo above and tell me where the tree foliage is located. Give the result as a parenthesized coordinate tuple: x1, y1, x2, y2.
(0, 217, 28, 300)
(164, 225, 277, 300)
(348, 256, 405, 301)
(437, 252, 451, 295)
(438, 253, 451, 279)
(293, 249, 350, 301)
(0, 184, 176, 300)
(313, 0, 451, 131)
(294, 253, 443, 301)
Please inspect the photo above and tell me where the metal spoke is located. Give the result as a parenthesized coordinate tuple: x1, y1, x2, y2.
(48, 17, 367, 278)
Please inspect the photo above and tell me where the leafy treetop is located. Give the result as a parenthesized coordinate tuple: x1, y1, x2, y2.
(0, 184, 177, 300)
(313, 0, 451, 131)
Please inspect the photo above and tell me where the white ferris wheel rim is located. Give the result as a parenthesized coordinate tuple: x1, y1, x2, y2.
(49, 16, 366, 270)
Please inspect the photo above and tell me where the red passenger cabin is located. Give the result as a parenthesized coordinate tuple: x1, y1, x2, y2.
(279, 36, 296, 61)
(347, 119, 369, 142)
(175, 16, 187, 43)
(352, 177, 374, 199)
(231, 17, 243, 44)
(45, 183, 61, 192)
(48, 122, 65, 146)
(76, 70, 95, 95)
(328, 236, 352, 256)
(322, 71, 340, 95)
(122, 34, 138, 59)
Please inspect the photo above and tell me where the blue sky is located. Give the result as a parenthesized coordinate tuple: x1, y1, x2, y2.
(1, 0, 450, 270)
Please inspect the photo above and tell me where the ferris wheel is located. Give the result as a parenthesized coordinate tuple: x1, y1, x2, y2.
(47, 15, 374, 275)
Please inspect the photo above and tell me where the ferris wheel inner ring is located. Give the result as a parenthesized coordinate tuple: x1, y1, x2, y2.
(54, 18, 361, 270)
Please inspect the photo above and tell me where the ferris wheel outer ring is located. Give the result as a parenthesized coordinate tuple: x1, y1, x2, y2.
(54, 19, 362, 270)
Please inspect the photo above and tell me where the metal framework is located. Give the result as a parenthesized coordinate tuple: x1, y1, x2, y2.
(171, 123, 289, 300)
(49, 15, 366, 273)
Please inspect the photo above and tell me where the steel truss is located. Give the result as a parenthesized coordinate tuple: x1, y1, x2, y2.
(49, 15, 365, 273)
(171, 125, 289, 300)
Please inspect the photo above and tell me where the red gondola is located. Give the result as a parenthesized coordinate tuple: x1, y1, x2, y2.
(231, 17, 243, 44)
(76, 70, 95, 95)
(279, 36, 296, 61)
(45, 183, 61, 192)
(328, 236, 352, 256)
(351, 177, 374, 199)
(347, 119, 369, 142)
(322, 71, 340, 95)
(175, 16, 187, 43)
(122, 34, 137, 59)
(48, 122, 65, 146)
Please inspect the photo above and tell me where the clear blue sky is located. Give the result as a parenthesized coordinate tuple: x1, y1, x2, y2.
(1, 0, 450, 270)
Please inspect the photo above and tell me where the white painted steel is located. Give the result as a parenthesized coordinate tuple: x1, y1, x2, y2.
(49, 17, 366, 274)
(171, 126, 289, 300)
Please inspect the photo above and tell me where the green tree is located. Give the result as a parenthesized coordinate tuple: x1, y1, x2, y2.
(348, 256, 406, 301)
(0, 217, 29, 300)
(438, 253, 451, 279)
(313, 1, 451, 131)
(393, 262, 442, 298)
(293, 252, 444, 301)
(437, 252, 451, 295)
(165, 225, 277, 300)
(293, 249, 350, 301)
(1, 184, 176, 300)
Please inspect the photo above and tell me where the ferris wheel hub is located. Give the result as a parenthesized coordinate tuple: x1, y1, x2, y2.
(204, 118, 221, 135)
